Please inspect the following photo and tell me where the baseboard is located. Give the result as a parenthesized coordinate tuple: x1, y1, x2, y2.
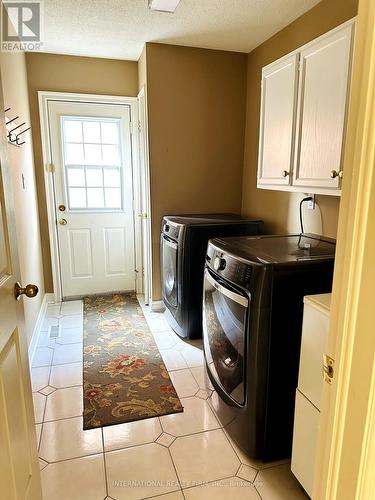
(28, 293, 55, 365)
(150, 300, 166, 313)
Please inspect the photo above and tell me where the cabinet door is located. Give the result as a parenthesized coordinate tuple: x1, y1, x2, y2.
(257, 54, 299, 187)
(293, 24, 354, 190)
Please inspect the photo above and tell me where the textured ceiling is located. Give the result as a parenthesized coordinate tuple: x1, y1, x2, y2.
(39, 0, 322, 60)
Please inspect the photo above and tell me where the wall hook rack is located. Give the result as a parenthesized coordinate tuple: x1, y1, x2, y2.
(4, 107, 31, 147)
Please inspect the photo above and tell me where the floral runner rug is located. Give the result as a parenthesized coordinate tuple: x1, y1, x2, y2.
(83, 293, 183, 430)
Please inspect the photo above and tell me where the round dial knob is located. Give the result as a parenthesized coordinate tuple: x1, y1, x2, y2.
(213, 256, 226, 271)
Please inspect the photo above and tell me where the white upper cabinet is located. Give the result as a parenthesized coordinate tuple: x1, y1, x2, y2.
(258, 54, 299, 186)
(257, 20, 355, 195)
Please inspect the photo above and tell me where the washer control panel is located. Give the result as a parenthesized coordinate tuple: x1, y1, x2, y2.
(206, 245, 252, 286)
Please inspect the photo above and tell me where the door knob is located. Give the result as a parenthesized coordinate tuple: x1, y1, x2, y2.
(330, 170, 343, 179)
(282, 170, 290, 177)
(14, 282, 39, 300)
(58, 218, 67, 225)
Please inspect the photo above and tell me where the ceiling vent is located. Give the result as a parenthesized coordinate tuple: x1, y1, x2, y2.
(149, 0, 181, 13)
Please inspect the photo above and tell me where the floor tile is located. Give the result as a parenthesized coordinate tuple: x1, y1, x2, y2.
(223, 428, 289, 470)
(160, 397, 219, 436)
(156, 432, 176, 448)
(41, 454, 106, 500)
(59, 314, 83, 329)
(52, 343, 83, 365)
(36, 330, 57, 348)
(106, 443, 180, 500)
(153, 331, 177, 350)
(60, 300, 83, 316)
(32, 392, 46, 424)
(183, 477, 260, 499)
(160, 349, 188, 371)
(45, 304, 61, 317)
(195, 389, 211, 400)
(237, 464, 258, 483)
(39, 385, 57, 396)
(254, 464, 308, 499)
(31, 366, 50, 392)
(56, 326, 83, 345)
(40, 316, 59, 332)
(39, 458, 48, 471)
(169, 369, 199, 398)
(50, 362, 83, 388)
(103, 417, 162, 452)
(148, 493, 184, 500)
(39, 416, 102, 462)
(146, 315, 171, 333)
(32, 347, 54, 368)
(190, 366, 213, 390)
(44, 386, 82, 421)
(35, 423, 42, 449)
(170, 429, 240, 485)
(180, 345, 204, 368)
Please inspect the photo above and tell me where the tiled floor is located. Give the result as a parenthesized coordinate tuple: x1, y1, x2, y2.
(31, 298, 308, 500)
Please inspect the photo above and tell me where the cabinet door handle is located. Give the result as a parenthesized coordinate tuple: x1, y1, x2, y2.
(282, 170, 290, 177)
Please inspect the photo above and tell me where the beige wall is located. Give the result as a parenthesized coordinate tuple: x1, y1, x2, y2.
(242, 0, 358, 236)
(0, 52, 45, 346)
(25, 53, 139, 291)
(145, 43, 247, 299)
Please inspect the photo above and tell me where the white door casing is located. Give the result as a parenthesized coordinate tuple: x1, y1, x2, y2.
(137, 87, 152, 305)
(257, 53, 299, 187)
(293, 23, 354, 189)
(0, 78, 42, 498)
(47, 100, 136, 298)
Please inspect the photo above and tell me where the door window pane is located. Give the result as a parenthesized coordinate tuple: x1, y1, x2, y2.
(62, 116, 124, 211)
(67, 167, 85, 187)
(87, 188, 104, 208)
(84, 144, 102, 164)
(101, 122, 119, 144)
(64, 120, 83, 142)
(83, 121, 101, 143)
(102, 145, 120, 165)
(86, 168, 103, 187)
(69, 188, 86, 208)
(104, 188, 121, 209)
(103, 168, 120, 187)
(66, 143, 84, 164)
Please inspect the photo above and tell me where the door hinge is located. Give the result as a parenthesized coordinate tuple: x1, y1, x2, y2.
(47, 163, 55, 173)
(323, 354, 334, 384)
(138, 120, 141, 132)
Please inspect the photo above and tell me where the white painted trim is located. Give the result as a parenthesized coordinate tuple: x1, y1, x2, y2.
(150, 300, 165, 313)
(28, 293, 54, 365)
(38, 91, 143, 300)
(137, 86, 152, 305)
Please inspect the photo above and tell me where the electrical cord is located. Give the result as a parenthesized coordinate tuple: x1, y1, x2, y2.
(299, 196, 313, 235)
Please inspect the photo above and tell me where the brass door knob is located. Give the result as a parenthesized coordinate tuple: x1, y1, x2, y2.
(330, 170, 343, 179)
(282, 170, 290, 177)
(58, 218, 67, 225)
(14, 282, 39, 300)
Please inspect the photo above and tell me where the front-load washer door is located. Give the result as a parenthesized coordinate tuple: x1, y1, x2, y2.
(203, 268, 249, 405)
(161, 234, 178, 308)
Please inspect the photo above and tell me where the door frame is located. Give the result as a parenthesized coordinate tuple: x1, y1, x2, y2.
(313, 0, 375, 497)
(137, 87, 152, 305)
(38, 91, 147, 302)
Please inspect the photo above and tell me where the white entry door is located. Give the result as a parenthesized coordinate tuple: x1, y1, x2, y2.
(47, 100, 135, 298)
(0, 80, 42, 497)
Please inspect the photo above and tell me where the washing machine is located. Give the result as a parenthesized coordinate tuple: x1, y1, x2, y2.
(160, 214, 263, 339)
(203, 234, 335, 460)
